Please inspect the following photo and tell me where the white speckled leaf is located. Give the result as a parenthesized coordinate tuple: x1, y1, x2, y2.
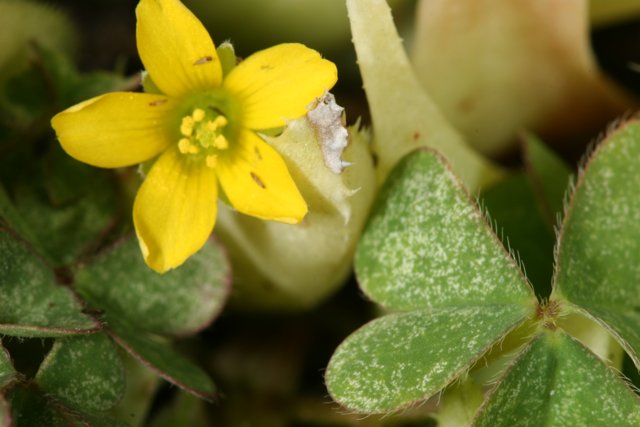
(326, 305, 527, 413)
(107, 316, 215, 399)
(553, 119, 640, 368)
(473, 331, 640, 426)
(356, 150, 534, 311)
(8, 386, 129, 427)
(0, 230, 99, 337)
(10, 147, 119, 267)
(35, 333, 125, 412)
(75, 236, 230, 336)
(0, 344, 16, 390)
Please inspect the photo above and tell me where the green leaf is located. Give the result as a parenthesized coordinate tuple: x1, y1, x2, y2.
(0, 230, 99, 337)
(0, 343, 16, 390)
(482, 174, 555, 297)
(8, 386, 128, 427)
(553, 119, 640, 368)
(473, 331, 640, 426)
(8, 146, 120, 267)
(107, 317, 215, 400)
(345, 0, 503, 189)
(8, 387, 68, 427)
(75, 237, 230, 336)
(109, 351, 159, 427)
(356, 150, 534, 310)
(522, 133, 572, 224)
(327, 305, 527, 413)
(35, 333, 125, 412)
(328, 150, 536, 412)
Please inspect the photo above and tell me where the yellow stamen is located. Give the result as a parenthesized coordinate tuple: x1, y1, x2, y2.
(214, 135, 229, 150)
(206, 154, 218, 168)
(204, 121, 218, 132)
(188, 144, 200, 154)
(192, 108, 205, 122)
(178, 138, 192, 154)
(181, 116, 194, 136)
(213, 115, 228, 128)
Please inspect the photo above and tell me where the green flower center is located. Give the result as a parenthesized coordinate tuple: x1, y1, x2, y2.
(177, 107, 230, 168)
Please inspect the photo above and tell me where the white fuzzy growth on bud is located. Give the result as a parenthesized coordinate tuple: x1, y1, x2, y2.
(307, 92, 351, 174)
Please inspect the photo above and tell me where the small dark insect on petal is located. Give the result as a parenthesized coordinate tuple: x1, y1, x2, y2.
(250, 172, 266, 189)
(194, 56, 214, 65)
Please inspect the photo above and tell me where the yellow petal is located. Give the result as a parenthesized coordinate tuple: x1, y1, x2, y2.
(133, 147, 218, 273)
(217, 130, 307, 223)
(136, 0, 222, 97)
(51, 92, 174, 168)
(223, 43, 337, 130)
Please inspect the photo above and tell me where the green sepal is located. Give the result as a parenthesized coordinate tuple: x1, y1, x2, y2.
(216, 41, 236, 77)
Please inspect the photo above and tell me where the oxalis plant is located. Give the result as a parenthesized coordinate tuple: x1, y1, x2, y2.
(325, 120, 640, 424)
(1, 0, 640, 425)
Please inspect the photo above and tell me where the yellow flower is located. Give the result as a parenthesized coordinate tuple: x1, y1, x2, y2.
(51, 0, 337, 273)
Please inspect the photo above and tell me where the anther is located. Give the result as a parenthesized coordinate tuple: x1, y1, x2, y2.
(212, 116, 228, 128)
(214, 135, 229, 150)
(178, 138, 192, 154)
(181, 116, 194, 137)
(192, 108, 205, 122)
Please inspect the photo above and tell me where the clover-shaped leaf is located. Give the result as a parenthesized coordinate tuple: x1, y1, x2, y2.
(474, 331, 640, 426)
(6, 386, 128, 427)
(553, 119, 640, 368)
(35, 333, 125, 413)
(106, 316, 215, 400)
(326, 149, 536, 412)
(0, 229, 99, 337)
(75, 236, 230, 336)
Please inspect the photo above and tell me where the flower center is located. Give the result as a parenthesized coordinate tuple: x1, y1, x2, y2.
(177, 107, 230, 168)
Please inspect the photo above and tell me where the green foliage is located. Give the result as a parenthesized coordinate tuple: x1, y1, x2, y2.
(0, 231, 98, 337)
(106, 317, 216, 399)
(327, 118, 640, 423)
(327, 306, 529, 412)
(35, 334, 125, 412)
(474, 331, 640, 426)
(0, 28, 230, 422)
(355, 150, 533, 310)
(554, 120, 640, 368)
(75, 237, 230, 336)
(326, 150, 536, 412)
(0, 344, 16, 390)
